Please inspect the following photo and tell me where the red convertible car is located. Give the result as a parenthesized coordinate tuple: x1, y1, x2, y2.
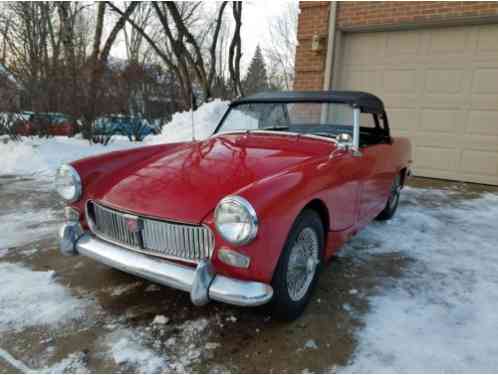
(57, 91, 412, 320)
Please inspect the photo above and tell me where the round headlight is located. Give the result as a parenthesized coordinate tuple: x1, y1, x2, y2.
(55, 164, 82, 203)
(215, 196, 258, 245)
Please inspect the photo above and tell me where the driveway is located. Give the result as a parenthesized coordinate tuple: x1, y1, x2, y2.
(1, 175, 497, 373)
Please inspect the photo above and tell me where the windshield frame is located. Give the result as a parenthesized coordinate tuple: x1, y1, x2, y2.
(213, 101, 361, 149)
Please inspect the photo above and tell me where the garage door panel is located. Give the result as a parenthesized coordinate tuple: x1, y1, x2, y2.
(470, 94, 498, 110)
(415, 146, 460, 172)
(343, 33, 384, 66)
(428, 27, 469, 54)
(425, 69, 464, 94)
(383, 69, 417, 93)
(421, 108, 464, 134)
(477, 25, 498, 52)
(467, 110, 498, 136)
(338, 24, 498, 185)
(472, 68, 498, 94)
(461, 150, 498, 176)
(389, 108, 419, 132)
(340, 69, 381, 93)
(386, 30, 421, 55)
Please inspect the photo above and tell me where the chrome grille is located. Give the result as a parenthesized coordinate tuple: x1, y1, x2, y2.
(87, 201, 214, 263)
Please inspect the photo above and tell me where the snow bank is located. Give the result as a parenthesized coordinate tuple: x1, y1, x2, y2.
(147, 99, 228, 144)
(339, 187, 498, 372)
(0, 100, 228, 178)
(0, 136, 142, 178)
(0, 263, 89, 332)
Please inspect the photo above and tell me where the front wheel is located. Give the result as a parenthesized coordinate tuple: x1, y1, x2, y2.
(376, 174, 401, 221)
(270, 209, 324, 321)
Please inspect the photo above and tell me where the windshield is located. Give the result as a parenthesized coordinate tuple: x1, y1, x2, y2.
(216, 102, 354, 138)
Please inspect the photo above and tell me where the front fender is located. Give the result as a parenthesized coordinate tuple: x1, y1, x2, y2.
(208, 159, 331, 284)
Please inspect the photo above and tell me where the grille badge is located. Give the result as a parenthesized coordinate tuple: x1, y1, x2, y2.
(124, 214, 142, 233)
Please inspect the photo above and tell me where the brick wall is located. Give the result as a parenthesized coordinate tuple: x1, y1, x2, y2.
(294, 1, 498, 90)
(337, 1, 498, 29)
(294, 2, 331, 90)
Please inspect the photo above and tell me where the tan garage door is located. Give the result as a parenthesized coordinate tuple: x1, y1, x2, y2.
(336, 24, 498, 185)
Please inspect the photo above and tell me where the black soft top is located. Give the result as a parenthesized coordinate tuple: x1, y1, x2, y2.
(231, 90, 385, 114)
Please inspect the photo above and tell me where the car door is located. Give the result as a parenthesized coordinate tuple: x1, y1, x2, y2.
(357, 113, 395, 224)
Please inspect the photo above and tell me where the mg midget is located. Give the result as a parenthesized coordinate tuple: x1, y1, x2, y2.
(56, 91, 412, 320)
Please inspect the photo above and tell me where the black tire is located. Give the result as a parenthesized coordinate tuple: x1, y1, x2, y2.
(376, 173, 402, 221)
(269, 209, 324, 321)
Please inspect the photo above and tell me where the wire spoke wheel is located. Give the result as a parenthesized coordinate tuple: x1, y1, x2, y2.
(286, 227, 319, 302)
(388, 175, 401, 210)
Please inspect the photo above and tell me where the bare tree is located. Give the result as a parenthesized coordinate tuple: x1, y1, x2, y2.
(228, 2, 243, 97)
(264, 1, 298, 90)
(81, 2, 139, 140)
(108, 1, 243, 106)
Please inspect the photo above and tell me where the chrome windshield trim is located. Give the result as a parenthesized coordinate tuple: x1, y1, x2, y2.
(212, 130, 338, 145)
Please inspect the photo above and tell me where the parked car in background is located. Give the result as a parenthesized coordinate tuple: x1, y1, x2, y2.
(14, 112, 79, 137)
(94, 115, 159, 141)
(56, 90, 412, 320)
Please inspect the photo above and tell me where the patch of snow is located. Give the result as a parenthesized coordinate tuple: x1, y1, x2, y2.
(147, 99, 228, 144)
(19, 248, 38, 256)
(0, 263, 89, 332)
(102, 317, 211, 373)
(152, 315, 169, 325)
(41, 352, 88, 374)
(348, 289, 358, 295)
(145, 284, 161, 292)
(304, 340, 318, 350)
(0, 208, 58, 249)
(0, 248, 8, 257)
(104, 329, 167, 373)
(339, 187, 498, 372)
(106, 281, 142, 297)
(205, 342, 220, 350)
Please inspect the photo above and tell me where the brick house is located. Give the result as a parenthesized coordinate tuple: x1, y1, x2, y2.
(294, 2, 498, 185)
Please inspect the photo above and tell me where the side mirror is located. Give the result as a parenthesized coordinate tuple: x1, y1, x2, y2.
(333, 132, 362, 158)
(336, 133, 353, 150)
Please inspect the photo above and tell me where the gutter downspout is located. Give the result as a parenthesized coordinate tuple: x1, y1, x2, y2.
(323, 1, 338, 90)
(320, 2, 338, 124)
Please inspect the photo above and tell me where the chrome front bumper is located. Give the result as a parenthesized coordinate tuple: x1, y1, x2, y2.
(59, 223, 273, 307)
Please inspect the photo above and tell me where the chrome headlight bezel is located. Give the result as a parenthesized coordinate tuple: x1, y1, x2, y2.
(55, 164, 82, 203)
(214, 195, 258, 246)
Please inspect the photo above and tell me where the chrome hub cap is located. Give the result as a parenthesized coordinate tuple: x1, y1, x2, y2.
(287, 227, 319, 302)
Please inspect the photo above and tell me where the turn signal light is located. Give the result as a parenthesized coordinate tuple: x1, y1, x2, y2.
(218, 248, 251, 268)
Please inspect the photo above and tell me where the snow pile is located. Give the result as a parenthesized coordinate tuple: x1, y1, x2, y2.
(148, 99, 228, 144)
(0, 100, 228, 178)
(339, 187, 498, 372)
(0, 263, 89, 332)
(0, 136, 142, 178)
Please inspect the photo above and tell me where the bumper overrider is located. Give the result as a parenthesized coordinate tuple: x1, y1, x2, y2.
(59, 222, 273, 307)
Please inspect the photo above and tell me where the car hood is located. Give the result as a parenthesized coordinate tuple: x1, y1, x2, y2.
(91, 133, 333, 224)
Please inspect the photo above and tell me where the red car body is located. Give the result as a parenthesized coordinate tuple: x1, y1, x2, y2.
(57, 91, 412, 317)
(69, 131, 411, 284)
